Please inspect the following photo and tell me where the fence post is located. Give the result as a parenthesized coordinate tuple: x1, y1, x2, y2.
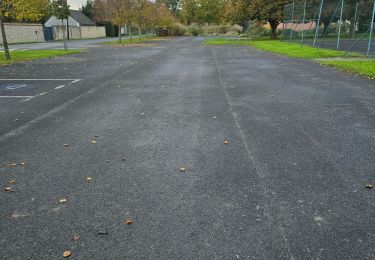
(301, 0, 307, 47)
(367, 0, 375, 57)
(313, 0, 324, 47)
(352, 1, 358, 39)
(289, 1, 295, 43)
(337, 0, 344, 50)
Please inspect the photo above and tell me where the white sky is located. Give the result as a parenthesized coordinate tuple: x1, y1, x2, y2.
(67, 0, 87, 10)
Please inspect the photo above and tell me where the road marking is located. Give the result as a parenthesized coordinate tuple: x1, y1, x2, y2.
(70, 79, 81, 84)
(37, 92, 47, 96)
(54, 85, 66, 90)
(0, 79, 82, 81)
(0, 96, 34, 98)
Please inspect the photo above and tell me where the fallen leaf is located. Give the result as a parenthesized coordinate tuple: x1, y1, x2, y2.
(125, 218, 133, 225)
(5, 187, 14, 192)
(72, 235, 80, 241)
(9, 179, 16, 184)
(224, 140, 229, 145)
(59, 198, 67, 203)
(64, 144, 69, 147)
(180, 167, 186, 172)
(63, 250, 71, 258)
(122, 158, 126, 161)
(87, 177, 92, 181)
(11, 163, 17, 167)
(91, 140, 97, 144)
(20, 162, 26, 166)
(365, 183, 374, 189)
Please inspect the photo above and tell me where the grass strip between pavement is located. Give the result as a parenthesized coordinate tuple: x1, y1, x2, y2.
(320, 60, 375, 79)
(103, 36, 160, 45)
(204, 38, 374, 79)
(0, 49, 82, 65)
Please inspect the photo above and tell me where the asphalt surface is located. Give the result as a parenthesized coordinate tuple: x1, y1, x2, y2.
(1, 37, 375, 259)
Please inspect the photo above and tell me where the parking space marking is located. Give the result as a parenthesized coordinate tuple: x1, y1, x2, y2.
(0, 96, 34, 98)
(37, 92, 47, 96)
(54, 85, 66, 90)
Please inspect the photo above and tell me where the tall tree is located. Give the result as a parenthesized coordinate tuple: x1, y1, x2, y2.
(49, 0, 70, 50)
(93, 0, 136, 43)
(0, 0, 11, 60)
(249, 0, 289, 39)
(81, 0, 94, 19)
(180, 0, 198, 25)
(12, 0, 49, 22)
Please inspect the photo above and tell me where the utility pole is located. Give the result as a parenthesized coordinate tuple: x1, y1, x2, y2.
(337, 0, 344, 50)
(0, 0, 11, 60)
(367, 0, 375, 57)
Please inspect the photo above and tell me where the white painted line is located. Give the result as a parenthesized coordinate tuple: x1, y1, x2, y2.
(70, 79, 81, 84)
(0, 96, 34, 98)
(54, 85, 66, 90)
(37, 92, 47, 96)
(0, 79, 82, 81)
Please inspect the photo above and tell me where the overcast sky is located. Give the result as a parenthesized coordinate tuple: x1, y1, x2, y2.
(67, 0, 87, 10)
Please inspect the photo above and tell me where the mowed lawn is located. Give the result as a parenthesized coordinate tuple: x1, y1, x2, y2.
(320, 60, 375, 79)
(204, 38, 374, 79)
(0, 49, 82, 65)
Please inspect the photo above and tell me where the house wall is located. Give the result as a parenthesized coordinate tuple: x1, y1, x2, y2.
(52, 26, 81, 40)
(80, 26, 106, 39)
(0, 23, 44, 44)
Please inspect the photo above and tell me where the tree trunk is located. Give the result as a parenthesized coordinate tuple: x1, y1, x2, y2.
(138, 27, 141, 40)
(62, 19, 68, 51)
(118, 25, 122, 43)
(129, 25, 132, 43)
(0, 10, 10, 60)
(269, 19, 279, 39)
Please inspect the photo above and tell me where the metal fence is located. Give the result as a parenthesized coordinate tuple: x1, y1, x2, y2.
(281, 0, 375, 57)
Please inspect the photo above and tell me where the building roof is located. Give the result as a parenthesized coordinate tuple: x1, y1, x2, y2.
(69, 10, 96, 26)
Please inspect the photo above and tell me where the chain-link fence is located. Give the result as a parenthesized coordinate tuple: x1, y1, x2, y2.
(281, 0, 375, 57)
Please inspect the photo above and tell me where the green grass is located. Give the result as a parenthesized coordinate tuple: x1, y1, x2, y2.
(203, 38, 361, 59)
(0, 49, 82, 65)
(103, 36, 159, 45)
(320, 60, 375, 79)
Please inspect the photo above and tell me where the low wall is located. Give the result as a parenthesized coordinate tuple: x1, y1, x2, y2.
(52, 26, 106, 40)
(80, 26, 106, 39)
(52, 26, 81, 40)
(0, 23, 44, 44)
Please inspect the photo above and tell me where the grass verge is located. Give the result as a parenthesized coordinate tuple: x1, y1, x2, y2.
(103, 36, 159, 45)
(203, 38, 360, 59)
(0, 49, 82, 65)
(320, 60, 375, 79)
(204, 38, 375, 79)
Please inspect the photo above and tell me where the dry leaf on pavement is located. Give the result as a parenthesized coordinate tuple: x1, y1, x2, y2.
(9, 180, 16, 184)
(365, 183, 374, 189)
(224, 140, 229, 145)
(63, 250, 71, 257)
(59, 198, 67, 203)
(125, 218, 133, 225)
(180, 167, 186, 172)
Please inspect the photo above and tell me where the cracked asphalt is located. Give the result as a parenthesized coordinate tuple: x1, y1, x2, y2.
(1, 37, 375, 259)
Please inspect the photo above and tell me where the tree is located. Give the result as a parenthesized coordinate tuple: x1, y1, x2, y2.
(196, 0, 223, 25)
(49, 0, 70, 50)
(0, 0, 11, 60)
(81, 0, 94, 20)
(249, 0, 290, 39)
(222, 0, 251, 30)
(180, 0, 198, 25)
(12, 0, 49, 22)
(93, 0, 136, 43)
